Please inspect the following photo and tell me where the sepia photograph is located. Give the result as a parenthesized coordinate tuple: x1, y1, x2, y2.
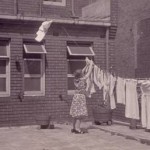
(0, 0, 150, 149)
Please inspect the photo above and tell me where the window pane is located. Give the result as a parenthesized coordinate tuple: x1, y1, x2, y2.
(0, 78, 6, 92)
(24, 60, 41, 74)
(24, 78, 41, 91)
(24, 44, 46, 54)
(0, 60, 6, 74)
(68, 60, 86, 74)
(68, 77, 75, 90)
(0, 45, 7, 56)
(67, 46, 95, 56)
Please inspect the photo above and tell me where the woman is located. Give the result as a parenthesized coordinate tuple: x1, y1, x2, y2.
(70, 59, 93, 134)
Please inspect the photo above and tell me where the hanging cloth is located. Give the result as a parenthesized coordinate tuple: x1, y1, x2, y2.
(93, 65, 103, 90)
(139, 80, 150, 129)
(125, 79, 139, 120)
(109, 74, 117, 109)
(35, 20, 53, 42)
(102, 71, 111, 104)
(116, 77, 126, 104)
(82, 58, 96, 97)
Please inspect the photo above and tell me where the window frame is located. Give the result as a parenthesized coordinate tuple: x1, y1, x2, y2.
(67, 46, 95, 56)
(67, 44, 95, 95)
(0, 42, 10, 97)
(43, 0, 66, 6)
(23, 43, 46, 96)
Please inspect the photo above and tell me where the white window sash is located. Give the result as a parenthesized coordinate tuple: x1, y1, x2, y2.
(43, 0, 66, 6)
(23, 45, 47, 54)
(0, 44, 10, 97)
(67, 46, 95, 56)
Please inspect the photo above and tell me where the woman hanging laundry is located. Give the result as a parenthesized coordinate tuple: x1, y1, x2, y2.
(70, 58, 94, 134)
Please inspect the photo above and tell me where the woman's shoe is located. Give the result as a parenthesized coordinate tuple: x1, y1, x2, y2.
(71, 129, 77, 133)
(74, 130, 85, 134)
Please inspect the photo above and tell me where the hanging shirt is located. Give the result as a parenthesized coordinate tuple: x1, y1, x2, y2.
(125, 79, 139, 120)
(139, 80, 150, 129)
(109, 74, 117, 109)
(35, 20, 53, 42)
(116, 77, 126, 104)
(83, 58, 96, 97)
(93, 65, 103, 90)
(102, 71, 111, 104)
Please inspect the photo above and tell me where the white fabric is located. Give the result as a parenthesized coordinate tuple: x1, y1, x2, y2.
(93, 65, 103, 90)
(103, 72, 110, 103)
(109, 74, 116, 109)
(125, 79, 139, 119)
(116, 77, 126, 104)
(83, 58, 96, 97)
(35, 20, 53, 42)
(140, 81, 150, 129)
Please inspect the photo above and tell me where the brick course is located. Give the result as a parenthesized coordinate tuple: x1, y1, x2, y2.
(0, 0, 118, 126)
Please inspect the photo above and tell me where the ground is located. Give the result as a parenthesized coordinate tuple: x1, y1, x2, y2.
(0, 122, 150, 150)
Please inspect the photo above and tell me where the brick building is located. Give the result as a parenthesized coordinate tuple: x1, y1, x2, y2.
(0, 0, 117, 127)
(113, 0, 150, 122)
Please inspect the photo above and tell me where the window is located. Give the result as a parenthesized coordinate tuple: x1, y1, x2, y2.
(23, 42, 46, 96)
(0, 41, 10, 97)
(67, 43, 95, 94)
(43, 0, 66, 6)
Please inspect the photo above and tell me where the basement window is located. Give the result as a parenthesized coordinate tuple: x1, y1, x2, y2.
(67, 42, 95, 95)
(0, 40, 10, 97)
(43, 0, 66, 6)
(23, 42, 46, 96)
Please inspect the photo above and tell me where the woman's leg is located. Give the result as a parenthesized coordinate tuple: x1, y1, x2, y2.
(76, 118, 81, 131)
(72, 118, 76, 130)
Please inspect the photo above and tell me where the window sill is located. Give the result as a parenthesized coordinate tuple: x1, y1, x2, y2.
(43, 1, 66, 6)
(24, 92, 45, 97)
(0, 93, 10, 97)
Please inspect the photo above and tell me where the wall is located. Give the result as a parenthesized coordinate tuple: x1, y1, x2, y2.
(0, 0, 89, 18)
(0, 20, 108, 127)
(0, 0, 118, 126)
(114, 0, 150, 121)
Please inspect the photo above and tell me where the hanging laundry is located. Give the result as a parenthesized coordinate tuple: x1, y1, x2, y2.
(139, 80, 150, 130)
(82, 58, 96, 97)
(93, 65, 103, 90)
(35, 20, 53, 42)
(102, 71, 111, 104)
(116, 77, 126, 104)
(109, 74, 117, 109)
(125, 79, 139, 120)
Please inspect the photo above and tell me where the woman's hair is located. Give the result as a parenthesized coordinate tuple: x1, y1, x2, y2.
(74, 69, 83, 79)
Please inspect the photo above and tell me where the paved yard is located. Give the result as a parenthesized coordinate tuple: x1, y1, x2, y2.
(0, 123, 149, 150)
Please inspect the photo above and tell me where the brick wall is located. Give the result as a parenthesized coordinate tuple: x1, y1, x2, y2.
(0, 0, 118, 126)
(0, 0, 89, 18)
(0, 0, 14, 15)
(113, 0, 150, 121)
(0, 21, 108, 127)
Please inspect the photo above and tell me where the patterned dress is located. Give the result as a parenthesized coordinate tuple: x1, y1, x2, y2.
(70, 78, 88, 118)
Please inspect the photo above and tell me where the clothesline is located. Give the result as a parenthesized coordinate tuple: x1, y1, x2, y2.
(85, 58, 150, 130)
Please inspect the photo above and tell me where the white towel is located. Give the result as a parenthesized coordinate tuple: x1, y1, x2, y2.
(125, 79, 139, 120)
(35, 20, 53, 42)
(140, 81, 150, 129)
(116, 77, 126, 104)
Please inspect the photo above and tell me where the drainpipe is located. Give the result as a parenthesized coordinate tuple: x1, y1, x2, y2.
(39, 0, 42, 17)
(106, 27, 109, 70)
(71, 0, 75, 17)
(14, 0, 18, 15)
